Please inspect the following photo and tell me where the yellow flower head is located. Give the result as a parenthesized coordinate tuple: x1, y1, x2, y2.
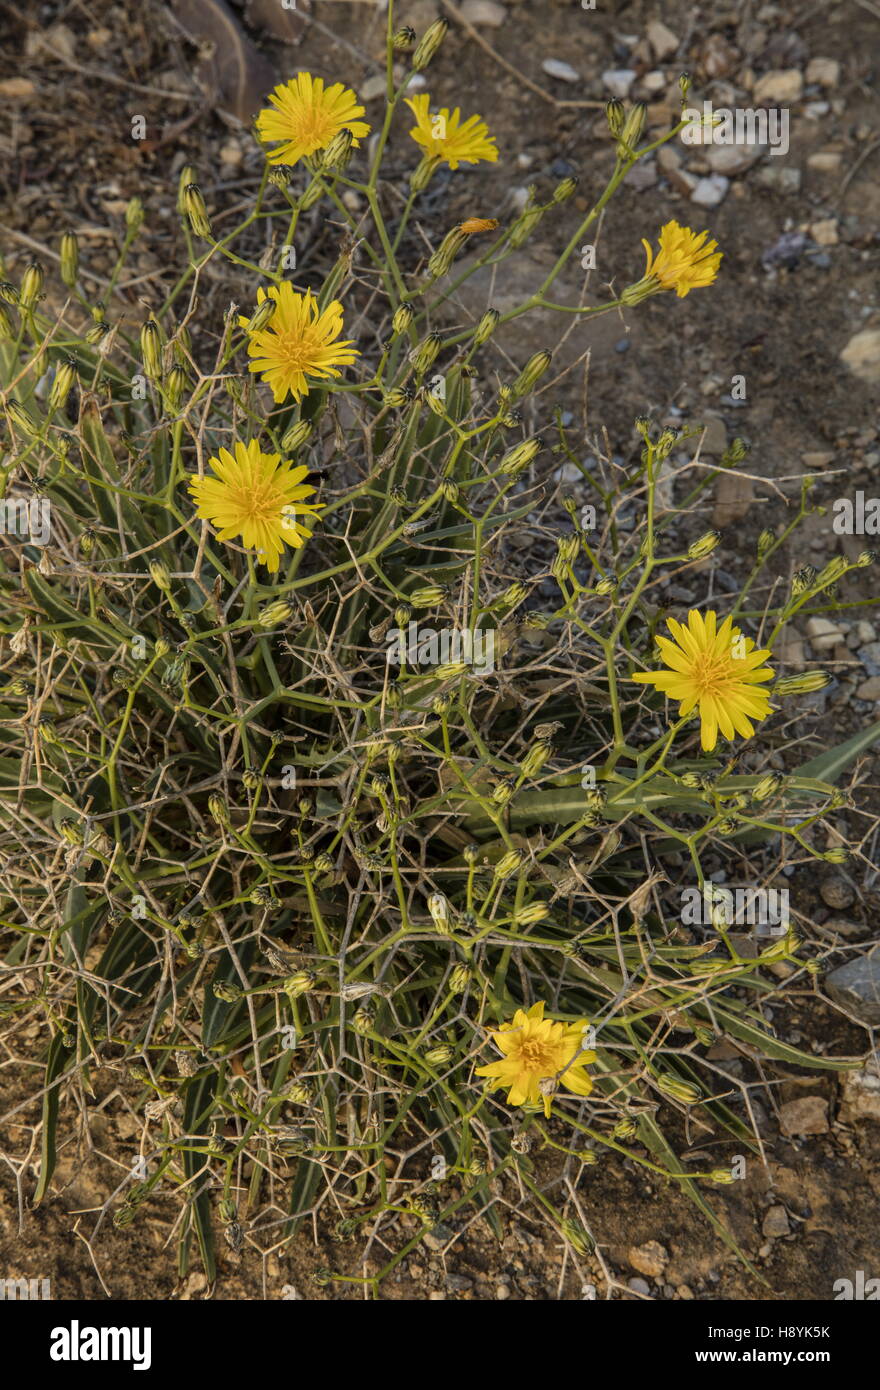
(187, 439, 322, 574)
(256, 73, 370, 166)
(641, 220, 722, 297)
(633, 609, 774, 752)
(475, 1001, 596, 1118)
(405, 94, 499, 170)
(240, 283, 359, 404)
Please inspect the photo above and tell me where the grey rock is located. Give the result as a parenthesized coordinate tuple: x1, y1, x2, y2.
(825, 950, 880, 1026)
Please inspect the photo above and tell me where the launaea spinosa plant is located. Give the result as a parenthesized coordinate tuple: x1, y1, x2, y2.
(1, 6, 877, 1295)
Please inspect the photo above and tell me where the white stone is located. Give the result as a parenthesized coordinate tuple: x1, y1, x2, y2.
(840, 329, 880, 384)
(690, 174, 729, 207)
(460, 0, 506, 25)
(706, 144, 763, 175)
(602, 68, 636, 98)
(810, 218, 839, 246)
(806, 57, 840, 89)
(543, 58, 581, 84)
(646, 19, 679, 60)
(806, 616, 843, 651)
(753, 69, 804, 105)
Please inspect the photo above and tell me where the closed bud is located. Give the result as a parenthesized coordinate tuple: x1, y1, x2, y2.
(491, 775, 515, 805)
(258, 599, 293, 629)
(823, 847, 849, 864)
(687, 529, 721, 560)
(710, 1168, 736, 1184)
(499, 436, 543, 475)
(281, 419, 313, 452)
(791, 565, 817, 596)
(605, 98, 625, 137)
(506, 201, 544, 249)
(163, 364, 186, 413)
(435, 659, 469, 679)
(0, 303, 13, 341)
(154, 638, 171, 659)
(286, 1080, 314, 1105)
(473, 308, 500, 345)
(751, 773, 784, 802)
(494, 848, 523, 879)
(438, 477, 459, 503)
(48, 356, 77, 412)
(722, 437, 749, 466)
(393, 25, 416, 49)
(409, 584, 447, 607)
(19, 260, 44, 309)
(59, 817, 83, 846)
(817, 555, 849, 590)
(149, 559, 172, 591)
(284, 970, 316, 999)
(412, 17, 448, 70)
(656, 1074, 702, 1104)
(595, 576, 617, 597)
(410, 331, 442, 374)
(424, 1044, 452, 1067)
(858, 549, 876, 568)
(0, 281, 18, 306)
(212, 979, 242, 1002)
(177, 166, 196, 215)
(498, 580, 527, 610)
(449, 963, 471, 993)
(246, 298, 276, 334)
(183, 183, 212, 239)
(321, 127, 354, 171)
(394, 602, 413, 626)
(551, 175, 578, 204)
(515, 902, 550, 924)
(140, 320, 162, 379)
(757, 528, 775, 560)
(208, 793, 230, 827)
(392, 304, 414, 336)
(125, 197, 144, 235)
(7, 400, 39, 436)
(60, 231, 79, 288)
(612, 1117, 637, 1140)
(619, 102, 647, 151)
(521, 739, 552, 779)
(313, 852, 334, 873)
(427, 227, 468, 279)
(774, 671, 831, 696)
(559, 1219, 592, 1257)
(384, 386, 413, 409)
(511, 350, 552, 398)
(353, 1000, 376, 1035)
(410, 154, 442, 193)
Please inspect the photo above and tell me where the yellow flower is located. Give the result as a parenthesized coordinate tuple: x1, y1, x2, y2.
(187, 439, 322, 574)
(405, 94, 499, 170)
(632, 609, 774, 752)
(475, 1001, 596, 1118)
(256, 73, 370, 166)
(240, 284, 359, 404)
(641, 220, 723, 297)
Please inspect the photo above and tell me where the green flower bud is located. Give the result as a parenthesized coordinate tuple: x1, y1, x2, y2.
(774, 671, 831, 696)
(320, 127, 354, 171)
(48, 356, 77, 413)
(125, 197, 144, 235)
(19, 260, 44, 309)
(410, 154, 443, 193)
(384, 386, 413, 409)
(409, 584, 447, 607)
(212, 979, 242, 1002)
(393, 26, 416, 49)
(494, 848, 523, 879)
(605, 98, 625, 137)
(449, 963, 471, 993)
(473, 308, 500, 345)
(60, 231, 79, 288)
(7, 399, 39, 436)
(427, 227, 468, 279)
(410, 331, 442, 375)
(424, 1044, 452, 1067)
(246, 297, 276, 334)
(791, 565, 818, 596)
(412, 17, 448, 71)
(281, 419, 313, 452)
(515, 902, 550, 925)
(140, 320, 163, 379)
(656, 1074, 702, 1104)
(182, 183, 212, 239)
(511, 350, 552, 398)
(521, 739, 552, 779)
(757, 528, 775, 560)
(687, 530, 721, 560)
(149, 559, 172, 591)
(551, 176, 578, 205)
(498, 436, 543, 475)
(392, 304, 414, 336)
(258, 599, 293, 629)
(284, 970, 316, 999)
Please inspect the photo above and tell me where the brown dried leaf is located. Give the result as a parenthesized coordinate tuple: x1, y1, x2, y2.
(173, 0, 278, 123)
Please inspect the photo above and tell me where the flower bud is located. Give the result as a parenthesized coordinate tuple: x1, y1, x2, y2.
(858, 549, 876, 568)
(60, 231, 79, 288)
(409, 584, 447, 607)
(511, 350, 552, 398)
(246, 298, 276, 334)
(515, 902, 550, 925)
(506, 200, 544, 249)
(709, 1168, 736, 1184)
(353, 1000, 376, 1035)
(7, 400, 39, 436)
(521, 739, 552, 779)
(48, 356, 77, 413)
(498, 580, 527, 610)
(619, 102, 647, 151)
(140, 320, 163, 379)
(125, 197, 144, 235)
(412, 17, 448, 70)
(595, 576, 617, 597)
(392, 304, 414, 336)
(822, 847, 849, 864)
(551, 176, 578, 205)
(212, 979, 242, 1003)
(0, 303, 13, 341)
(791, 565, 817, 595)
(321, 127, 354, 171)
(258, 599, 293, 629)
(163, 364, 186, 413)
(149, 559, 172, 591)
(281, 419, 313, 453)
(438, 477, 459, 503)
(494, 848, 523, 879)
(472, 308, 500, 346)
(182, 183, 212, 239)
(284, 970, 316, 999)
(19, 260, 44, 309)
(605, 98, 625, 137)
(177, 166, 196, 215)
(393, 25, 416, 49)
(449, 963, 471, 993)
(773, 671, 831, 696)
(410, 154, 443, 193)
(816, 556, 849, 590)
(435, 658, 469, 679)
(655, 1074, 702, 1104)
(425, 1044, 452, 1067)
(722, 437, 749, 466)
(427, 227, 468, 279)
(384, 386, 412, 409)
(410, 331, 442, 374)
(751, 772, 784, 802)
(498, 436, 543, 475)
(757, 528, 775, 560)
(687, 530, 721, 560)
(612, 1117, 637, 1140)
